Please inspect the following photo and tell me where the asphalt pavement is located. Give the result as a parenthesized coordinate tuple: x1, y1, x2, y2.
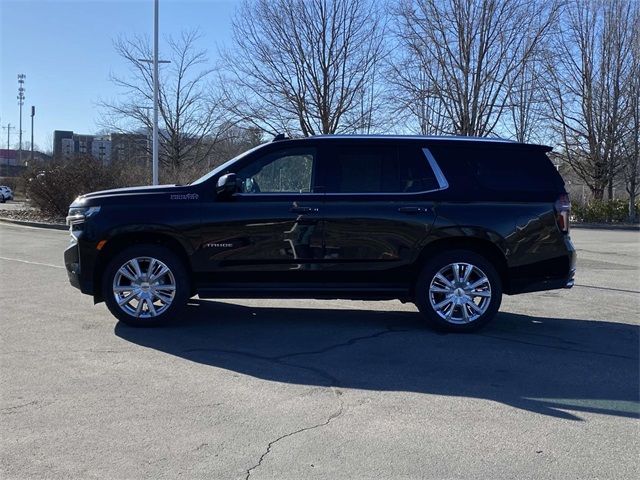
(0, 222, 638, 479)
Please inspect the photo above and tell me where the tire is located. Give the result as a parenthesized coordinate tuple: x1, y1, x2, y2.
(102, 244, 190, 327)
(415, 249, 502, 332)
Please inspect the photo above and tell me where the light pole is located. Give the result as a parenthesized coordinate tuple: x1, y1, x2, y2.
(30, 106, 35, 164)
(137, 0, 169, 185)
(152, 0, 159, 185)
(17, 74, 26, 164)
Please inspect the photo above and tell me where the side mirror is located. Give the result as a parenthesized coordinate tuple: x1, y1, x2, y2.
(216, 173, 238, 198)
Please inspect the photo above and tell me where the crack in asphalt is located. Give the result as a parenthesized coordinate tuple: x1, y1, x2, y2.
(186, 328, 402, 480)
(183, 327, 409, 386)
(1, 400, 40, 414)
(244, 388, 344, 480)
(479, 333, 637, 360)
(181, 323, 636, 478)
(275, 328, 411, 361)
(574, 283, 640, 294)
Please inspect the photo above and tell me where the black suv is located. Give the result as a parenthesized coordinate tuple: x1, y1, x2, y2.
(64, 135, 575, 332)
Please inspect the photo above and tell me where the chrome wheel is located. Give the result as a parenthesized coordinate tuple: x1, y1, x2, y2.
(112, 257, 176, 318)
(428, 262, 492, 324)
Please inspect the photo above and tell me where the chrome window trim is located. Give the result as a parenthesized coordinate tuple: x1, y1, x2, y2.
(422, 147, 449, 190)
(233, 147, 449, 197)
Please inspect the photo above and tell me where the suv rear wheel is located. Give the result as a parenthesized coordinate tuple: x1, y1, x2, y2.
(102, 245, 190, 327)
(415, 249, 502, 332)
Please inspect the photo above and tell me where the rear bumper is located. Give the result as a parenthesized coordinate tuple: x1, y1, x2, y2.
(507, 235, 576, 295)
(509, 268, 575, 294)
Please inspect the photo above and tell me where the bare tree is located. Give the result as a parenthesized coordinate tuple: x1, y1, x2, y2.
(99, 30, 230, 182)
(621, 7, 640, 220)
(546, 0, 635, 200)
(393, 0, 559, 137)
(223, 0, 386, 137)
(504, 34, 551, 144)
(385, 36, 450, 134)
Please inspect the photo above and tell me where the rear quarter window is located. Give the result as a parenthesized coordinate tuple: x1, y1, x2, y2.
(426, 144, 565, 195)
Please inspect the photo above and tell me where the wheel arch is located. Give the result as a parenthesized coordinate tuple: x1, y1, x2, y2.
(412, 235, 510, 295)
(93, 230, 193, 303)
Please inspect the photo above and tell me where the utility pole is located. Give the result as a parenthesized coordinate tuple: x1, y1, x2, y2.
(17, 74, 26, 164)
(3, 123, 15, 150)
(30, 106, 35, 164)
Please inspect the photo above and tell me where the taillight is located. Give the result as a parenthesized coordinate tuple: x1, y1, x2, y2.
(555, 193, 571, 233)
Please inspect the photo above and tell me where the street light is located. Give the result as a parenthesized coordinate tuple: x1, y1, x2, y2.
(30, 106, 35, 165)
(137, 0, 169, 185)
(152, 0, 159, 186)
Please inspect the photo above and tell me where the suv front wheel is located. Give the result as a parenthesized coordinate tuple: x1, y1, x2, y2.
(102, 245, 190, 327)
(415, 250, 502, 332)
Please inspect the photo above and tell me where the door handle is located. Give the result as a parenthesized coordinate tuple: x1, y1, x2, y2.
(398, 206, 430, 214)
(290, 206, 319, 214)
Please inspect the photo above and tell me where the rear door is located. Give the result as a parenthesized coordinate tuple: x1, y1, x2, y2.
(317, 140, 441, 285)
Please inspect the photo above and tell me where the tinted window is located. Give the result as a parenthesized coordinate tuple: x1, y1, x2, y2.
(323, 144, 438, 193)
(427, 144, 564, 193)
(236, 148, 316, 193)
(392, 146, 440, 192)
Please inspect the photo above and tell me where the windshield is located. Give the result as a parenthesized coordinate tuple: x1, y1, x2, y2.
(190, 143, 268, 185)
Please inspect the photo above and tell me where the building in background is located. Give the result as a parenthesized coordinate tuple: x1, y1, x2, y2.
(53, 130, 148, 165)
(110, 133, 148, 165)
(91, 135, 112, 164)
(0, 149, 18, 166)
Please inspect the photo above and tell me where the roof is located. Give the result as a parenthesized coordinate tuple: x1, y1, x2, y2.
(270, 134, 550, 151)
(309, 134, 517, 144)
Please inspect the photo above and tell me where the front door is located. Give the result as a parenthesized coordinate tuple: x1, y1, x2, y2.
(196, 145, 324, 284)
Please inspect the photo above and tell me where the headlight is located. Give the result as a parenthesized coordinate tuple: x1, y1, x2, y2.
(66, 206, 101, 226)
(66, 206, 101, 237)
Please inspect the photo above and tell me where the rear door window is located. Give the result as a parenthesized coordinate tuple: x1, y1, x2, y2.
(322, 143, 438, 193)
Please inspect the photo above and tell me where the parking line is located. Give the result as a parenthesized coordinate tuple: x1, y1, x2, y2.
(0, 256, 64, 269)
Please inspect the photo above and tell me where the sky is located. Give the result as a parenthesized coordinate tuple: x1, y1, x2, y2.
(0, 0, 239, 152)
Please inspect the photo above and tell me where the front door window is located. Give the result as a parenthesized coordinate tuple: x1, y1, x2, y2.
(236, 148, 316, 194)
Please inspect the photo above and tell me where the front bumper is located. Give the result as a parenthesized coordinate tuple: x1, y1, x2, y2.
(64, 241, 82, 291)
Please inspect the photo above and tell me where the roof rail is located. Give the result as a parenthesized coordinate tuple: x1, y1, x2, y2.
(272, 133, 288, 142)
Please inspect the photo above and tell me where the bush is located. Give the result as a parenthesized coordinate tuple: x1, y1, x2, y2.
(571, 199, 639, 224)
(24, 157, 131, 217)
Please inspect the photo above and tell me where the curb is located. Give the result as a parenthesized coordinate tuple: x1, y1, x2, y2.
(0, 217, 67, 231)
(571, 223, 640, 231)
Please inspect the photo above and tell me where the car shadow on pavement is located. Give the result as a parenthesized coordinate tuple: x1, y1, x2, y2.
(115, 300, 639, 421)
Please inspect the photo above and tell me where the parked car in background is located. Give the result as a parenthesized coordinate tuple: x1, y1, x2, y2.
(64, 134, 575, 332)
(0, 186, 13, 202)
